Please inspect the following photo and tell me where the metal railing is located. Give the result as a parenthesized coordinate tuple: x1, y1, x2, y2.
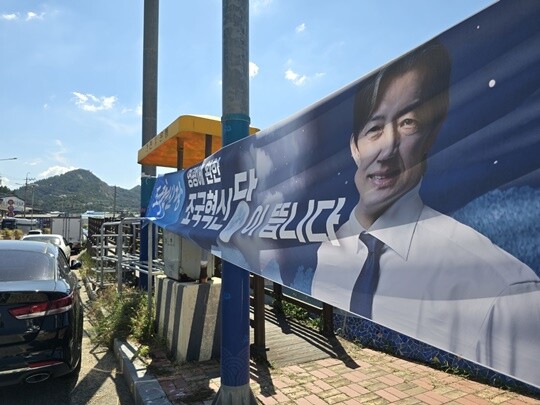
(87, 217, 164, 294)
(86, 216, 333, 348)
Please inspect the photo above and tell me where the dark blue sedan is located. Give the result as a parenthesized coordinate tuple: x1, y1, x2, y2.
(0, 240, 83, 386)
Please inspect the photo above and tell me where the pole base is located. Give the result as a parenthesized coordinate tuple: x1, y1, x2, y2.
(211, 383, 257, 405)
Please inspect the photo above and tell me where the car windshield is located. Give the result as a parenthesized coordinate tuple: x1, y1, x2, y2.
(0, 250, 54, 281)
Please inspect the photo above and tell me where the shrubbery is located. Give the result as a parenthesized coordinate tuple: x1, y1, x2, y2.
(0, 229, 23, 240)
(89, 286, 155, 351)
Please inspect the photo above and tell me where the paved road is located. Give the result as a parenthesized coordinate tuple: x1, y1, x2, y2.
(0, 270, 133, 405)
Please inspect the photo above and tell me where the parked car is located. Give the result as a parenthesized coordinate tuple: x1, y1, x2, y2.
(0, 240, 83, 386)
(21, 234, 72, 258)
(27, 229, 43, 235)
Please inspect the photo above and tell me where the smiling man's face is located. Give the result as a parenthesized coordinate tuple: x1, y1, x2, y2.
(351, 69, 436, 225)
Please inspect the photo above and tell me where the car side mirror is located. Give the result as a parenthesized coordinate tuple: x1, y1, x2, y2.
(70, 260, 82, 270)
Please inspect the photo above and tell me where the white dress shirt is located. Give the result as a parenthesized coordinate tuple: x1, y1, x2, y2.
(313, 183, 540, 388)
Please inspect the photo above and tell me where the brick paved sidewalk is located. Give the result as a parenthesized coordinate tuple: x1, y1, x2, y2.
(150, 337, 539, 405)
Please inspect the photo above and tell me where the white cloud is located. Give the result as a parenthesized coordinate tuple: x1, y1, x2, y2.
(120, 102, 143, 116)
(295, 23, 306, 33)
(101, 96, 116, 109)
(39, 166, 78, 179)
(26, 11, 44, 21)
(0, 175, 9, 187)
(249, 61, 259, 79)
(72, 91, 117, 112)
(1, 13, 18, 20)
(52, 139, 69, 165)
(284, 65, 326, 86)
(251, 0, 273, 15)
(1, 11, 45, 21)
(285, 68, 307, 86)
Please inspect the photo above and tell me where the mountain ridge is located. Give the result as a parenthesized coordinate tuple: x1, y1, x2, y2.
(7, 169, 141, 215)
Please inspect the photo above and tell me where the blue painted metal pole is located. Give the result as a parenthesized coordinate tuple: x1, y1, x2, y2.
(221, 116, 252, 381)
(212, 0, 256, 403)
(139, 0, 159, 290)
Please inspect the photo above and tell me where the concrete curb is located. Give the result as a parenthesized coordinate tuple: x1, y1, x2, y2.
(81, 276, 97, 301)
(81, 274, 170, 404)
(113, 339, 171, 405)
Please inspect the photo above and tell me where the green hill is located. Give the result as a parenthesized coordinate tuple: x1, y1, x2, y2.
(9, 169, 141, 215)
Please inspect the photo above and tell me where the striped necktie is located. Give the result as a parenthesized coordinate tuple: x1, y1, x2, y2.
(349, 232, 384, 318)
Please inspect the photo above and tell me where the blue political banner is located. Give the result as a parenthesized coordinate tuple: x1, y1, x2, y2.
(147, 0, 540, 388)
(145, 170, 186, 228)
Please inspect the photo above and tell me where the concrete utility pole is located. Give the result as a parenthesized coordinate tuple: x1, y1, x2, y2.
(139, 0, 159, 288)
(30, 184, 38, 220)
(23, 173, 35, 218)
(212, 0, 256, 404)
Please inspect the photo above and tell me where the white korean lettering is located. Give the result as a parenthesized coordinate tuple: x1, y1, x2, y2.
(233, 169, 258, 202)
(305, 198, 346, 244)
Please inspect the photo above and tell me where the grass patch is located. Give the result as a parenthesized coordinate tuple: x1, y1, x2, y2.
(273, 300, 322, 331)
(88, 285, 156, 350)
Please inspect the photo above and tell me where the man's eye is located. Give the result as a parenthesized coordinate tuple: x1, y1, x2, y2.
(399, 118, 419, 134)
(365, 126, 382, 138)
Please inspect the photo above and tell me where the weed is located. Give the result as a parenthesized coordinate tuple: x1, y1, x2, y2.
(88, 285, 156, 350)
(137, 344, 150, 358)
(274, 300, 322, 331)
(77, 251, 94, 279)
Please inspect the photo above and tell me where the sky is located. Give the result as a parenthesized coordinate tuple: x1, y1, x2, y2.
(0, 0, 495, 191)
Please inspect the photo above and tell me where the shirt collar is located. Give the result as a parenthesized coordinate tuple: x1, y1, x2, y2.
(349, 182, 424, 260)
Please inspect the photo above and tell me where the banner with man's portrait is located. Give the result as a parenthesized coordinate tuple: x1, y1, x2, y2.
(146, 0, 540, 388)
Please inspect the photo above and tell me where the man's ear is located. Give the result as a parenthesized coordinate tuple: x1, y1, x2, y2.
(350, 134, 361, 165)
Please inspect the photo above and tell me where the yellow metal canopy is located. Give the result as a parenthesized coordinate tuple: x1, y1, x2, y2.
(137, 114, 259, 169)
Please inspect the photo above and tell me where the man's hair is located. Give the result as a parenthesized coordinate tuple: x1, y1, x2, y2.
(351, 40, 451, 146)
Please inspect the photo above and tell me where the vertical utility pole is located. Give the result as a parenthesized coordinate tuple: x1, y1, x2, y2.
(24, 177, 28, 218)
(23, 173, 34, 218)
(139, 0, 159, 289)
(30, 184, 38, 221)
(212, 0, 256, 404)
(113, 185, 117, 218)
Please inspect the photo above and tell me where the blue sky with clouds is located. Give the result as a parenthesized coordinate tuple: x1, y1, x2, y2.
(0, 0, 494, 190)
